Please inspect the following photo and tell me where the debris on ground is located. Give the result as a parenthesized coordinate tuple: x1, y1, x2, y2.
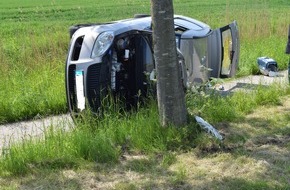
(257, 57, 278, 77)
(195, 116, 223, 140)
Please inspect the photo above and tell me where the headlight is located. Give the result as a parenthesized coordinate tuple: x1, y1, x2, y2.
(91, 31, 114, 58)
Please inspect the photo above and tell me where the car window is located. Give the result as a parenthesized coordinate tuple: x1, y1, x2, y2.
(174, 18, 203, 30)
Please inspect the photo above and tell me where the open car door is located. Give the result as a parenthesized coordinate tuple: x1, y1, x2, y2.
(208, 21, 240, 78)
(178, 20, 239, 86)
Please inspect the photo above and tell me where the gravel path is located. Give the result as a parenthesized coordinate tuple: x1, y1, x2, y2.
(0, 70, 288, 151)
(216, 70, 288, 95)
(0, 114, 73, 151)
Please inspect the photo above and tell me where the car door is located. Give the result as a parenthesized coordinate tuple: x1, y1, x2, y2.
(208, 21, 240, 78)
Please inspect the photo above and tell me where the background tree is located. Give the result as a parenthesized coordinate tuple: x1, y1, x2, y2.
(150, 0, 187, 127)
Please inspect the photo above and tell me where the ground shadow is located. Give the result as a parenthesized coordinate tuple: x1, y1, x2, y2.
(218, 82, 270, 96)
(196, 176, 289, 190)
(14, 171, 82, 190)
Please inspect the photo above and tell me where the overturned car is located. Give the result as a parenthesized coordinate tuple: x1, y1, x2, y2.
(65, 14, 240, 114)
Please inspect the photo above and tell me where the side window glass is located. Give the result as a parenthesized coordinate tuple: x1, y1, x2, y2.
(221, 30, 233, 75)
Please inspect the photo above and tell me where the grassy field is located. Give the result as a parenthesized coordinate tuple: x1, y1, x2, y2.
(0, 0, 290, 189)
(0, 0, 290, 123)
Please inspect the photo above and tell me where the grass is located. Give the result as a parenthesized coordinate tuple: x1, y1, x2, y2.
(0, 23, 68, 123)
(0, 99, 197, 175)
(187, 82, 290, 123)
(0, 87, 289, 189)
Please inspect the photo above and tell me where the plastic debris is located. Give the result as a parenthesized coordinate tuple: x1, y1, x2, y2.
(257, 57, 278, 76)
(218, 85, 224, 91)
(195, 116, 223, 140)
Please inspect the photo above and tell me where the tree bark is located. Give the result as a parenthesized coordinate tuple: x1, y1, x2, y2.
(150, 0, 187, 127)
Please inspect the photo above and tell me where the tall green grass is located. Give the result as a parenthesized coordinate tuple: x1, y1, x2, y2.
(0, 99, 201, 176)
(0, 24, 68, 123)
(186, 83, 290, 123)
(1, 83, 289, 176)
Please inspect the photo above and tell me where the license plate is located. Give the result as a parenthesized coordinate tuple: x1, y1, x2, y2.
(75, 70, 85, 111)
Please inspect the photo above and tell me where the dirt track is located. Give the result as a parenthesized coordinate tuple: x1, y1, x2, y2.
(0, 70, 288, 151)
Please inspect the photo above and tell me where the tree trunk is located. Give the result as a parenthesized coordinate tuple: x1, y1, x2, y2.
(150, 0, 187, 127)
